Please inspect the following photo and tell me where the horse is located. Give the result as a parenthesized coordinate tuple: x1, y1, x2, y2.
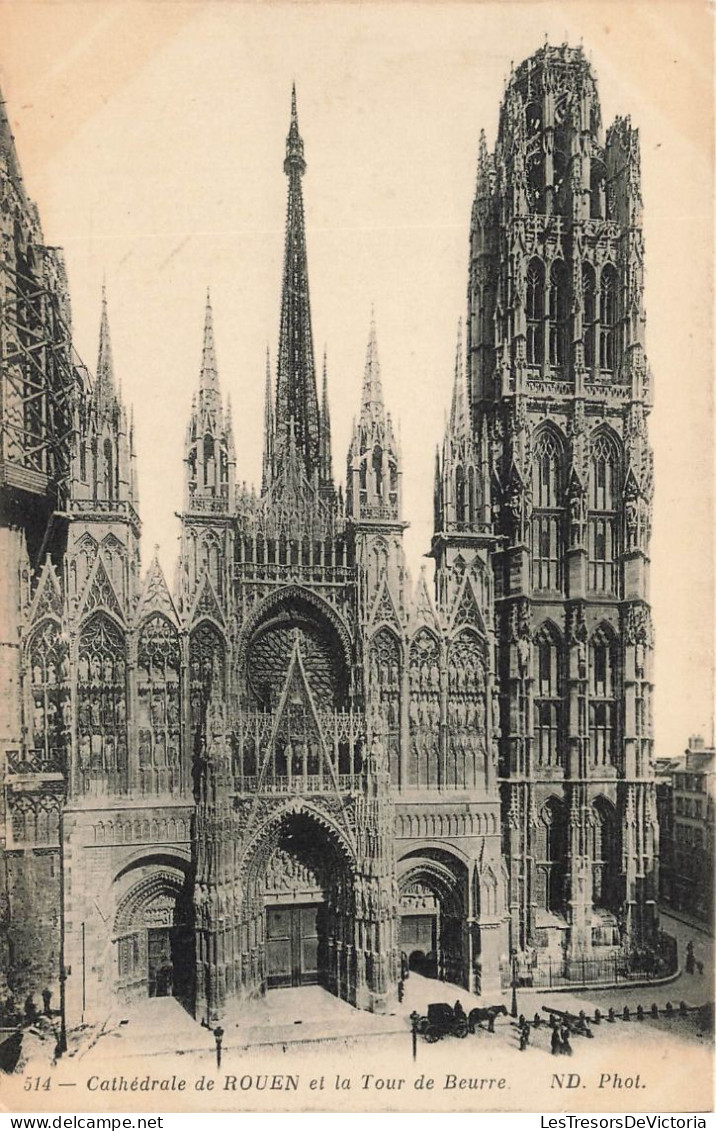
(468, 1004, 508, 1033)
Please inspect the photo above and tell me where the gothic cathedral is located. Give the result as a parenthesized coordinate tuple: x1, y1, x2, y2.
(0, 46, 657, 1025)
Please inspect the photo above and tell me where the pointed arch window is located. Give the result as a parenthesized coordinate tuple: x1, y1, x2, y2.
(28, 620, 69, 769)
(590, 160, 608, 220)
(76, 614, 128, 794)
(533, 626, 563, 768)
(408, 629, 441, 789)
(588, 434, 620, 594)
(531, 431, 563, 592)
(536, 798, 567, 913)
(599, 266, 617, 372)
(103, 437, 114, 501)
(203, 434, 215, 492)
(455, 465, 466, 525)
(582, 264, 596, 369)
(525, 102, 544, 210)
(372, 445, 384, 499)
(526, 259, 545, 366)
(589, 626, 617, 767)
(548, 260, 568, 367)
(189, 621, 225, 769)
(467, 466, 477, 525)
(591, 798, 620, 914)
(369, 627, 401, 785)
(137, 615, 182, 796)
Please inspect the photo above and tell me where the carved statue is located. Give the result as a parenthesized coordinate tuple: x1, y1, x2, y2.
(625, 496, 638, 550)
(517, 635, 531, 678)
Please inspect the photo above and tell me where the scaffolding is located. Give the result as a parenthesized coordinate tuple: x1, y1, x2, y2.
(0, 248, 90, 509)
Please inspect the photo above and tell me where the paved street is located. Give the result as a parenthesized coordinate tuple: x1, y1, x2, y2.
(7, 906, 712, 1115)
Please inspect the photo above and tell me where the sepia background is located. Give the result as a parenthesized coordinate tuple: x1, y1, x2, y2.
(0, 0, 712, 762)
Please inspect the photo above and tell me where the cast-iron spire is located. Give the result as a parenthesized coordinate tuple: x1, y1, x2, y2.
(274, 85, 321, 483)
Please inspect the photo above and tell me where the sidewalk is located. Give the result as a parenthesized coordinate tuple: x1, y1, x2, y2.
(79, 973, 503, 1061)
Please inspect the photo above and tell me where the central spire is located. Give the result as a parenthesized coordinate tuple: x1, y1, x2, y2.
(273, 85, 322, 486)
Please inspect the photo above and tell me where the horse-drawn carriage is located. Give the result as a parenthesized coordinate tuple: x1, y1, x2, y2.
(411, 1002, 470, 1042)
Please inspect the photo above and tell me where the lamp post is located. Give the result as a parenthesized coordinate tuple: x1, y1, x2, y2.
(508, 910, 518, 1019)
(56, 800, 68, 1056)
(56, 666, 71, 1059)
(213, 1026, 224, 1070)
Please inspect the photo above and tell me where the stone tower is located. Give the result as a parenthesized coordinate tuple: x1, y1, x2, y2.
(467, 44, 657, 966)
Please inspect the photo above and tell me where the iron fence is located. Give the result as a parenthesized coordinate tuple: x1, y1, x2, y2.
(502, 932, 678, 990)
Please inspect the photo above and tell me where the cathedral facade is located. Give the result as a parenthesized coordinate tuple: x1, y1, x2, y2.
(0, 46, 657, 1027)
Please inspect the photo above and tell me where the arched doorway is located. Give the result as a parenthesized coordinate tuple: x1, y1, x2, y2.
(113, 861, 195, 1010)
(239, 809, 356, 1003)
(398, 849, 468, 986)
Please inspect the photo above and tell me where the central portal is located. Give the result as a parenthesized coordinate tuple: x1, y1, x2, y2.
(266, 903, 323, 988)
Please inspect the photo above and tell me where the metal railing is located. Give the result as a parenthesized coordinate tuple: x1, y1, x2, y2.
(502, 933, 678, 990)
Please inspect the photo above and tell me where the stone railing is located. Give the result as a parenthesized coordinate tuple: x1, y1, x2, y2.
(6, 748, 64, 775)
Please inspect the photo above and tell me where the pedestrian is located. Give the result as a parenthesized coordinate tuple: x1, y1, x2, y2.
(636, 1004, 644, 1021)
(560, 1025, 573, 1056)
(24, 995, 38, 1025)
(487, 1010, 495, 1033)
(398, 980, 404, 1003)
(533, 1011, 541, 1028)
(593, 1008, 601, 1025)
(623, 1005, 630, 1021)
(607, 1007, 616, 1023)
(519, 1026, 528, 1050)
(41, 988, 52, 1017)
(686, 941, 695, 975)
(551, 1025, 561, 1056)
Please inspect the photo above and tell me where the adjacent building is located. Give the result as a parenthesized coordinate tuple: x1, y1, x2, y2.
(657, 736, 714, 924)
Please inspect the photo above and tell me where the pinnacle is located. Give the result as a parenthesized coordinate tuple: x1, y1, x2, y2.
(449, 317, 470, 439)
(96, 284, 116, 406)
(199, 290, 220, 396)
(362, 313, 384, 421)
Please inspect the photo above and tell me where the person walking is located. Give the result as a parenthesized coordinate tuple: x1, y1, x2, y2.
(560, 1025, 573, 1056)
(685, 941, 695, 975)
(551, 1022, 561, 1056)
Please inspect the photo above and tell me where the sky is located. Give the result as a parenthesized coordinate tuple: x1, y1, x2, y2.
(0, 1, 712, 756)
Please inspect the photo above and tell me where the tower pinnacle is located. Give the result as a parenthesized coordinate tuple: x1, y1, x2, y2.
(96, 285, 115, 408)
(361, 313, 385, 425)
(199, 288, 220, 402)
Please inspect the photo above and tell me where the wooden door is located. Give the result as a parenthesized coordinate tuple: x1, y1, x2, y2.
(147, 927, 173, 997)
(266, 904, 320, 988)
